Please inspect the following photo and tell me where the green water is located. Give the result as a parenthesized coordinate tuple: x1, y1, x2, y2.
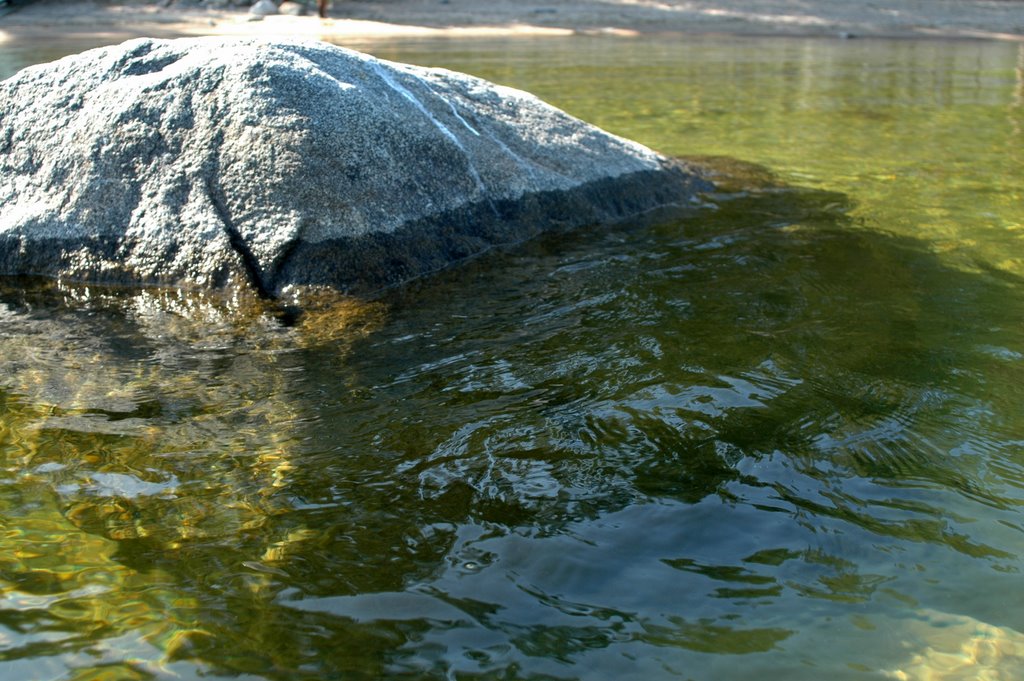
(1, 35, 1024, 680)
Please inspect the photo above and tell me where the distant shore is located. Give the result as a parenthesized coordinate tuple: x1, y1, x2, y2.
(1, 0, 1023, 48)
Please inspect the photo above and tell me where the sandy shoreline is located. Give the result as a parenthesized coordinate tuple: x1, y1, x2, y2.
(1, 0, 1023, 47)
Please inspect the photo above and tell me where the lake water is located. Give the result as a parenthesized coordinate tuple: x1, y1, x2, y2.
(1, 34, 1024, 680)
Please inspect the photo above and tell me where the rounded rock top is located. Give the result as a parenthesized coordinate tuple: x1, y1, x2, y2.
(0, 37, 712, 297)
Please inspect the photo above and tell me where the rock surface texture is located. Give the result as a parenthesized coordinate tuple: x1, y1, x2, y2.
(0, 38, 711, 296)
(248, 0, 278, 16)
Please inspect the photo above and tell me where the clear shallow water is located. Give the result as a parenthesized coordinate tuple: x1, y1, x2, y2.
(1, 35, 1024, 680)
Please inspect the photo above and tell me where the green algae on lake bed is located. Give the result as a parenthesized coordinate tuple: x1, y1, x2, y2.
(1, 34, 1024, 680)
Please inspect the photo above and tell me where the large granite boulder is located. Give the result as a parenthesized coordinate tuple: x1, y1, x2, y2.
(0, 38, 711, 297)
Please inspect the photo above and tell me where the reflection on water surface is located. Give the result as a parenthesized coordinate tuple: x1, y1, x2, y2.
(1, 34, 1024, 680)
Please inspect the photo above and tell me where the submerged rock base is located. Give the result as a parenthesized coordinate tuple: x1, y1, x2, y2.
(0, 37, 711, 296)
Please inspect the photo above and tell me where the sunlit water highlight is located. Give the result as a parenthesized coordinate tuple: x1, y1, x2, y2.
(1, 35, 1023, 680)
